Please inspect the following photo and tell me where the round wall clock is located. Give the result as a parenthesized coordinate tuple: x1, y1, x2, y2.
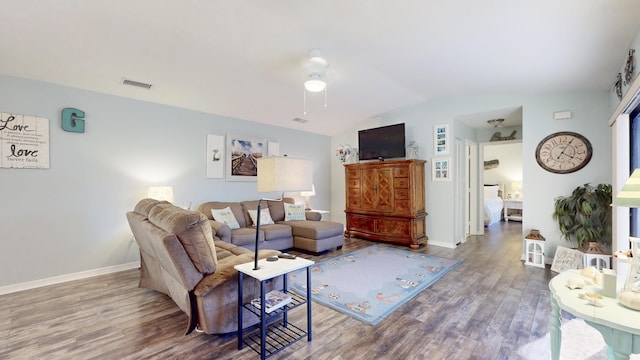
(535, 131, 592, 174)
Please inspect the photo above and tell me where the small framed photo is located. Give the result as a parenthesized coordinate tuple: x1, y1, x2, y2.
(434, 124, 449, 155)
(206, 134, 224, 179)
(432, 158, 450, 181)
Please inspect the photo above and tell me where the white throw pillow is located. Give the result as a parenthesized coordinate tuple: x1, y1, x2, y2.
(284, 203, 306, 221)
(483, 185, 499, 199)
(248, 208, 275, 226)
(211, 207, 240, 230)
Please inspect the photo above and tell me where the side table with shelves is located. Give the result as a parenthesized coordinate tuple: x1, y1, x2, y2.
(504, 199, 523, 222)
(235, 257, 314, 359)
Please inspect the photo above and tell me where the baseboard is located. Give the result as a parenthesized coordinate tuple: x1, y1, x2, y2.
(427, 240, 457, 249)
(0, 261, 140, 295)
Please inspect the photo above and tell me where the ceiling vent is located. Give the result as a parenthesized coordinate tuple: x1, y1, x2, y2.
(293, 117, 308, 123)
(122, 78, 152, 89)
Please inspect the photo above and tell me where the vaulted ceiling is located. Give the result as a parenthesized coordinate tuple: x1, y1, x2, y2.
(2, 1, 639, 135)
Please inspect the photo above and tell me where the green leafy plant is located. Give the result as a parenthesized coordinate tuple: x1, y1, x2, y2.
(552, 183, 612, 250)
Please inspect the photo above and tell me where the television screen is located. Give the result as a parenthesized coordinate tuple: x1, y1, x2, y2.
(358, 123, 406, 160)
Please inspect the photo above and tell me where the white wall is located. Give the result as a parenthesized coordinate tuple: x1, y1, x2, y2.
(0, 75, 330, 288)
(331, 92, 612, 255)
(483, 141, 523, 196)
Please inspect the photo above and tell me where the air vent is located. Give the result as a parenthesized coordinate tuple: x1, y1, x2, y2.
(293, 117, 308, 123)
(122, 78, 152, 89)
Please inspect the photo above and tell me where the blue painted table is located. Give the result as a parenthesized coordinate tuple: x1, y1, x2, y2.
(549, 270, 640, 360)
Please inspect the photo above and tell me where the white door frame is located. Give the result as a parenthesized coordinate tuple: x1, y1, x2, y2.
(465, 139, 480, 235)
(455, 139, 465, 244)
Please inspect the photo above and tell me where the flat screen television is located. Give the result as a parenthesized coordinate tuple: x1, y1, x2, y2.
(358, 123, 406, 161)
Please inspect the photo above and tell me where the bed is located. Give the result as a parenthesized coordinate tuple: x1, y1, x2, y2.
(484, 184, 504, 226)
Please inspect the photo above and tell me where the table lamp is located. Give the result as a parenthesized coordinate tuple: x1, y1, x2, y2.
(147, 186, 174, 202)
(254, 156, 312, 270)
(612, 169, 640, 309)
(511, 182, 522, 199)
(300, 184, 316, 210)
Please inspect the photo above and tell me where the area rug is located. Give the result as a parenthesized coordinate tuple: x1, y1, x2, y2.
(288, 245, 461, 325)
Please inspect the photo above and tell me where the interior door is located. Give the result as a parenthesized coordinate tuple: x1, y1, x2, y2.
(466, 140, 479, 235)
(455, 139, 466, 244)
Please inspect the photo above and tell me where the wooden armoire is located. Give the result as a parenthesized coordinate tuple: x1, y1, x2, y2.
(344, 159, 427, 248)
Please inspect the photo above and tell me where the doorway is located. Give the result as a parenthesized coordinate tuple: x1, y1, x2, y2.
(456, 106, 523, 241)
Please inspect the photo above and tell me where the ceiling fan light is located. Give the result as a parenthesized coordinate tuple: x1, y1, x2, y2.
(304, 76, 326, 92)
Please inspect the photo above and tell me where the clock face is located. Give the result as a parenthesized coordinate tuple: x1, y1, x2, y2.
(535, 131, 592, 174)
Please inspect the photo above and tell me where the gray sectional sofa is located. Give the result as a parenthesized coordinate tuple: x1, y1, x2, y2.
(197, 198, 344, 254)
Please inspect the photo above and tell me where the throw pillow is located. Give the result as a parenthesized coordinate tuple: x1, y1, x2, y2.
(248, 208, 275, 226)
(284, 203, 306, 221)
(211, 207, 241, 230)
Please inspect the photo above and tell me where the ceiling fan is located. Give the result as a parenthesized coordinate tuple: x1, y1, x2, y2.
(303, 49, 329, 114)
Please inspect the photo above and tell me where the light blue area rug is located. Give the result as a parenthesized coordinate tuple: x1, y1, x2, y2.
(289, 245, 461, 325)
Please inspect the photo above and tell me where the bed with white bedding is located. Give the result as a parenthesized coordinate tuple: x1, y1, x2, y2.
(483, 184, 504, 226)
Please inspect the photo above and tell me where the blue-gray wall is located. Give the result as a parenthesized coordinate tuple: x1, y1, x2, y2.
(0, 75, 330, 288)
(331, 91, 612, 259)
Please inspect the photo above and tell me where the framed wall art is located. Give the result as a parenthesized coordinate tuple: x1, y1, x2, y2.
(432, 157, 450, 181)
(434, 123, 449, 155)
(0, 113, 50, 169)
(225, 134, 266, 181)
(268, 141, 280, 156)
(206, 134, 224, 178)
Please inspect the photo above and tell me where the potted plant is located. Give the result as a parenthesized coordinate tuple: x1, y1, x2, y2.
(552, 183, 612, 253)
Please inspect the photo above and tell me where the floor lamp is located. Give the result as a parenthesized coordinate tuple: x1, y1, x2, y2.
(253, 156, 312, 270)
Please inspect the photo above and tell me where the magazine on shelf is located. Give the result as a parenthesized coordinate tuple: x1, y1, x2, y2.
(251, 290, 292, 313)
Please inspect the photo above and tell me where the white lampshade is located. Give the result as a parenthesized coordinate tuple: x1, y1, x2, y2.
(612, 169, 640, 207)
(257, 157, 312, 193)
(300, 184, 316, 197)
(147, 186, 174, 202)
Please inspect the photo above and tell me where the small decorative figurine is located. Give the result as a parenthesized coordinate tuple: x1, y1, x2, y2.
(406, 141, 419, 159)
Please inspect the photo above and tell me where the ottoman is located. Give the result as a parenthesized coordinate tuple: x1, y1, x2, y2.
(285, 220, 345, 253)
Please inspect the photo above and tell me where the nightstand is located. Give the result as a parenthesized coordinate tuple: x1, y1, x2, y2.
(504, 199, 523, 222)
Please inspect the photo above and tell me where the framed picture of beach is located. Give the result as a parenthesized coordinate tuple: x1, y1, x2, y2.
(225, 134, 266, 181)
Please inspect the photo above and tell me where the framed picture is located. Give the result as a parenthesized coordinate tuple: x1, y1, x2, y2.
(225, 134, 266, 181)
(434, 124, 449, 155)
(432, 157, 450, 181)
(206, 134, 224, 178)
(268, 141, 280, 156)
(0, 113, 50, 169)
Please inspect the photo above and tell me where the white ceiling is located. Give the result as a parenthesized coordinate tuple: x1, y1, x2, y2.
(2, 1, 639, 136)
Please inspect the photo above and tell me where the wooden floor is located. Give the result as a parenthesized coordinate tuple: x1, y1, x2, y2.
(0, 221, 558, 359)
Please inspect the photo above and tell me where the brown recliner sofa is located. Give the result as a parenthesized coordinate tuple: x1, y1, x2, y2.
(126, 198, 281, 335)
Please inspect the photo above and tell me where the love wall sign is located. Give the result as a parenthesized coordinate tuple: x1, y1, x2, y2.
(0, 113, 50, 169)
